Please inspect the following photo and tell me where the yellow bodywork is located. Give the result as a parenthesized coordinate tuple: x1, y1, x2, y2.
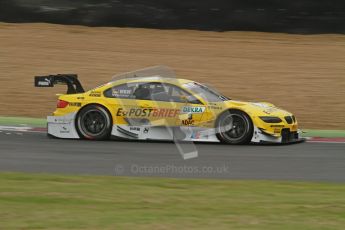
(53, 77, 298, 139)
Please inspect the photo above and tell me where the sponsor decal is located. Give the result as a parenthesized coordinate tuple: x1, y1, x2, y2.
(38, 81, 49, 86)
(143, 127, 149, 133)
(181, 106, 205, 114)
(54, 118, 71, 123)
(130, 127, 140, 131)
(208, 105, 222, 110)
(60, 126, 70, 134)
(252, 103, 278, 114)
(117, 126, 138, 138)
(182, 119, 194, 126)
(116, 108, 179, 118)
(263, 108, 278, 115)
(252, 103, 270, 108)
(204, 120, 214, 126)
(69, 102, 81, 107)
(190, 130, 211, 140)
(37, 78, 51, 86)
(112, 89, 132, 97)
(191, 131, 201, 139)
(89, 92, 101, 97)
(270, 125, 284, 127)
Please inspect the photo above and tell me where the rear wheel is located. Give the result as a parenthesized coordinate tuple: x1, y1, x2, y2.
(76, 105, 112, 140)
(216, 110, 253, 144)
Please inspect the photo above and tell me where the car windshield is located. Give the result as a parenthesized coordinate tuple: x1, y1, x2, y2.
(183, 82, 230, 102)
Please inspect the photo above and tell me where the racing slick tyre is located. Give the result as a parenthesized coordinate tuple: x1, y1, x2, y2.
(216, 110, 253, 144)
(76, 104, 112, 140)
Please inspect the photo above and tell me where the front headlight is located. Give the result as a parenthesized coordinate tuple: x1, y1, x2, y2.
(259, 116, 282, 123)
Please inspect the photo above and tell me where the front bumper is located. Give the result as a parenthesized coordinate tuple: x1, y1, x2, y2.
(251, 125, 303, 143)
(281, 128, 301, 143)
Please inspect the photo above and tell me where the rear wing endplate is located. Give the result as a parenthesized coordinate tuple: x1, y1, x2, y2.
(34, 74, 85, 94)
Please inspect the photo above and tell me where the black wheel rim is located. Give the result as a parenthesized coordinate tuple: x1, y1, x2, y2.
(219, 114, 248, 142)
(80, 110, 106, 136)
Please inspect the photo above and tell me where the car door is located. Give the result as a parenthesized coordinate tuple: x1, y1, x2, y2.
(103, 81, 207, 127)
(102, 81, 181, 127)
(160, 83, 206, 127)
(103, 82, 142, 126)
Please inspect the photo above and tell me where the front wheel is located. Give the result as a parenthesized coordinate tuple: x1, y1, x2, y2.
(76, 105, 112, 140)
(216, 110, 253, 144)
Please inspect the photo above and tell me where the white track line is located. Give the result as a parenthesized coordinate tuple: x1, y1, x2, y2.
(0, 126, 46, 133)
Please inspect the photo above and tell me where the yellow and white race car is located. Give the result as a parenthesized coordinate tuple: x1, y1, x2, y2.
(35, 66, 302, 144)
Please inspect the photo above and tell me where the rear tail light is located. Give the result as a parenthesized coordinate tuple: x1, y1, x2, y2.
(57, 100, 69, 108)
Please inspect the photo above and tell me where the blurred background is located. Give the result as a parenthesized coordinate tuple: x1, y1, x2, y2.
(2, 0, 345, 33)
(0, 0, 345, 129)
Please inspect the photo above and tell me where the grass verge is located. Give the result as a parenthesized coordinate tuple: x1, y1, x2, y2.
(0, 116, 46, 127)
(0, 172, 345, 229)
(303, 129, 345, 138)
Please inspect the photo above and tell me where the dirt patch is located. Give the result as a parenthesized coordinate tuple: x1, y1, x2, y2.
(1, 23, 344, 129)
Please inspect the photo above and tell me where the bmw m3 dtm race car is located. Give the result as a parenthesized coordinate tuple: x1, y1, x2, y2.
(34, 66, 302, 144)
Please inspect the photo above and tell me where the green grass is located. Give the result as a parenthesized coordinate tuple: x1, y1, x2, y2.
(0, 116, 46, 127)
(0, 173, 345, 229)
(302, 129, 345, 138)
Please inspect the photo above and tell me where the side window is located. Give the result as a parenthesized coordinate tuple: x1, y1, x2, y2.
(150, 83, 170, 101)
(104, 83, 137, 99)
(150, 83, 203, 104)
(104, 82, 154, 100)
(104, 82, 203, 104)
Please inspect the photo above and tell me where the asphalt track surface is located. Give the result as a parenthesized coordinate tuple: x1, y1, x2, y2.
(0, 131, 344, 182)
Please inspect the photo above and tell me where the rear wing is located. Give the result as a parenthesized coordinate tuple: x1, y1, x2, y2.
(34, 74, 85, 94)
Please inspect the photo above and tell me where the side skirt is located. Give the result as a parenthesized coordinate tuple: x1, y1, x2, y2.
(111, 125, 220, 142)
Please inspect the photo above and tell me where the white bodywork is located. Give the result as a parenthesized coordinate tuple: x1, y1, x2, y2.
(112, 125, 219, 142)
(47, 113, 79, 139)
